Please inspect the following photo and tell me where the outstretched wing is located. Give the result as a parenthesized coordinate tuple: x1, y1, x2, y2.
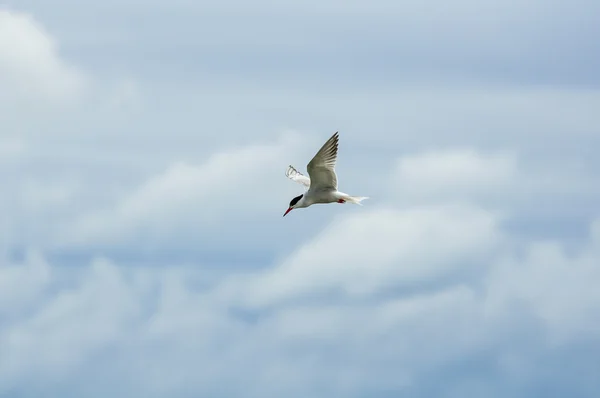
(285, 164, 311, 188)
(306, 131, 339, 191)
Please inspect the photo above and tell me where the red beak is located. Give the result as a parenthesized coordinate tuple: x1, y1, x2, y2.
(283, 207, 292, 217)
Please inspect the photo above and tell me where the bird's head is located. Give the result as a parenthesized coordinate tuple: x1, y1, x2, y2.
(283, 194, 304, 217)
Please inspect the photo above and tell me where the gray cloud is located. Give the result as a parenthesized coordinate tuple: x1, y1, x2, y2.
(12, 0, 600, 86)
(2, 214, 600, 397)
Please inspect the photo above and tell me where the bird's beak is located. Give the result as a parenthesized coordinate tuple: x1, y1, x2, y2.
(283, 207, 292, 217)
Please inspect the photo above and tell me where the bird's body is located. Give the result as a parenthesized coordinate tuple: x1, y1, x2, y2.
(283, 131, 368, 216)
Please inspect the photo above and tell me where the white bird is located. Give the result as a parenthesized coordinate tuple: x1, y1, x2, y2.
(283, 131, 369, 217)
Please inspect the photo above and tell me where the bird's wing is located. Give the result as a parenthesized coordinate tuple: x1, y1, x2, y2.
(306, 131, 339, 191)
(285, 165, 311, 188)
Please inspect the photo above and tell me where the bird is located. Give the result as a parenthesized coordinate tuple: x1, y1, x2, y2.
(283, 131, 368, 217)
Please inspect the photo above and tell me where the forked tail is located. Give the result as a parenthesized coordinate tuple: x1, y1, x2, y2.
(343, 195, 370, 205)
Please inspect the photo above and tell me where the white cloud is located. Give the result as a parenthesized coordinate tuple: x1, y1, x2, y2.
(485, 222, 600, 344)
(0, 256, 143, 390)
(1, 211, 599, 397)
(58, 131, 312, 250)
(387, 146, 600, 227)
(2, 136, 596, 396)
(392, 148, 518, 202)
(220, 203, 500, 308)
(0, 250, 50, 316)
(0, 8, 147, 252)
(0, 8, 86, 103)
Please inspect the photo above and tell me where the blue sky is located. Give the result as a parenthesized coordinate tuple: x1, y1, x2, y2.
(1, 1, 600, 397)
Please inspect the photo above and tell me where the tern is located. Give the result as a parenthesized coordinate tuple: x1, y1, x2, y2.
(283, 131, 368, 217)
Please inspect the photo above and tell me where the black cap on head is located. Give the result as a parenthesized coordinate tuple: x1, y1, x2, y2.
(289, 194, 303, 207)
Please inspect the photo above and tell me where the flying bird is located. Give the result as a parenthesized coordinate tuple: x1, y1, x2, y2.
(283, 131, 368, 217)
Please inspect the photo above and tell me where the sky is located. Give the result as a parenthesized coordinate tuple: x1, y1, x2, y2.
(1, 0, 600, 397)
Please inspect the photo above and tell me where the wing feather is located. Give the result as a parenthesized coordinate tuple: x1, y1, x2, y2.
(306, 131, 339, 191)
(285, 165, 311, 188)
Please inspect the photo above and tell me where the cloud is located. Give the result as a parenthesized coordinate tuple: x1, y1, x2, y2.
(0, 7, 145, 254)
(2, 2, 600, 397)
(82, 0, 600, 81)
(2, 210, 600, 397)
(0, 250, 50, 317)
(220, 204, 500, 308)
(486, 220, 600, 344)
(2, 140, 599, 397)
(387, 145, 600, 237)
(391, 148, 518, 202)
(0, 8, 86, 104)
(56, 131, 314, 252)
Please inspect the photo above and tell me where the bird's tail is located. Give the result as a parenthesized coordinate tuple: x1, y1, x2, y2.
(343, 195, 370, 206)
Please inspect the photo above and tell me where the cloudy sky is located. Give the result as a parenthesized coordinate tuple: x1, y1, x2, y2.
(1, 0, 600, 397)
